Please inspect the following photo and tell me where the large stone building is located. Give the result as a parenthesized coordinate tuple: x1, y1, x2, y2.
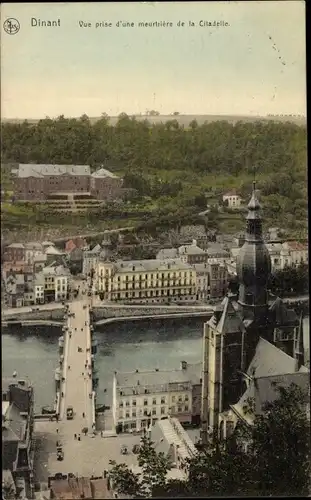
(201, 182, 308, 444)
(96, 258, 196, 303)
(2, 378, 35, 498)
(112, 361, 202, 433)
(13, 164, 123, 202)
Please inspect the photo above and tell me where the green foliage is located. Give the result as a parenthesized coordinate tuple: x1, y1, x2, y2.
(108, 433, 172, 498)
(109, 384, 310, 498)
(268, 263, 309, 296)
(249, 383, 311, 497)
(1, 116, 307, 237)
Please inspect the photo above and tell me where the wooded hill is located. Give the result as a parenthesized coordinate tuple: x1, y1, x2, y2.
(1, 114, 307, 237)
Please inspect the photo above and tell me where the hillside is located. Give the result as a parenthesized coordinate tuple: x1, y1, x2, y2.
(1, 115, 307, 242)
(1, 114, 306, 127)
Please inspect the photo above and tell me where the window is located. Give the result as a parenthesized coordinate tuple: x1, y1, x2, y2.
(178, 406, 182, 413)
(119, 401, 123, 407)
(152, 398, 156, 405)
(185, 395, 189, 402)
(161, 407, 165, 415)
(178, 396, 183, 402)
(185, 405, 189, 411)
(132, 399, 136, 406)
(152, 408, 156, 415)
(143, 409, 148, 416)
(144, 399, 148, 406)
(132, 410, 136, 418)
(170, 406, 175, 414)
(126, 400, 130, 406)
(119, 411, 123, 419)
(125, 411, 130, 418)
(172, 395, 176, 402)
(161, 397, 166, 404)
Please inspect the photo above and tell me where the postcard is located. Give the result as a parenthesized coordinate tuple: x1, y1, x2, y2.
(1, 2, 308, 499)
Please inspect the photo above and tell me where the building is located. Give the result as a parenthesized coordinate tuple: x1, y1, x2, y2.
(201, 182, 307, 445)
(2, 378, 35, 498)
(13, 164, 123, 202)
(148, 417, 198, 479)
(13, 164, 91, 201)
(280, 241, 308, 269)
(3, 243, 26, 263)
(83, 244, 102, 277)
(219, 343, 309, 442)
(4, 273, 25, 308)
(193, 260, 228, 300)
(33, 272, 45, 304)
(112, 361, 202, 433)
(266, 242, 282, 271)
(90, 168, 124, 201)
(65, 237, 89, 254)
(24, 242, 44, 265)
(97, 258, 196, 303)
(157, 240, 208, 265)
(222, 191, 242, 209)
(42, 265, 70, 302)
(178, 240, 209, 265)
(206, 243, 230, 262)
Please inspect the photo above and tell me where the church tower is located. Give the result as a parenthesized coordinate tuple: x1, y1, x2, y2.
(236, 181, 271, 323)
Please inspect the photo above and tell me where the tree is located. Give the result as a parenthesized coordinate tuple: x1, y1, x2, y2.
(108, 432, 172, 498)
(249, 382, 311, 497)
(108, 384, 310, 498)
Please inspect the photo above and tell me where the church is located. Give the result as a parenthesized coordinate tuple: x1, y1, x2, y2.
(201, 182, 308, 445)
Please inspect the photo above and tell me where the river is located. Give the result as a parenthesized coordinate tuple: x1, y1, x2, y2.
(2, 317, 309, 412)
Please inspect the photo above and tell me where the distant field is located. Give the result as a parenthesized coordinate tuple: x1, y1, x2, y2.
(1, 114, 306, 126)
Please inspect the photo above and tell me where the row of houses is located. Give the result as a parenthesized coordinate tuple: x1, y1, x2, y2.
(230, 236, 308, 273)
(1, 240, 78, 307)
(2, 378, 35, 499)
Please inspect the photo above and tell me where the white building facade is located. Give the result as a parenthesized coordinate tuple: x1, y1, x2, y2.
(112, 362, 201, 433)
(222, 192, 241, 209)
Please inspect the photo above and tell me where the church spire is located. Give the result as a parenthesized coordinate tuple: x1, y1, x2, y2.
(245, 181, 263, 242)
(236, 181, 271, 321)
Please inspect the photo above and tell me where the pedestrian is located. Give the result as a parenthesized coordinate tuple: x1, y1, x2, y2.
(68, 365, 70, 370)
(74, 433, 77, 440)
(56, 428, 59, 434)
(78, 434, 81, 441)
(82, 372, 84, 376)
(61, 391, 64, 397)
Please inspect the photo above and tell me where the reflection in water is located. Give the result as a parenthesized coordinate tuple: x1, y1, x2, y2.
(2, 317, 309, 411)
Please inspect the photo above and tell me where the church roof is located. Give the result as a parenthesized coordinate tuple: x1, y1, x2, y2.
(214, 295, 246, 335)
(253, 371, 310, 415)
(269, 297, 299, 326)
(231, 371, 310, 425)
(247, 337, 297, 378)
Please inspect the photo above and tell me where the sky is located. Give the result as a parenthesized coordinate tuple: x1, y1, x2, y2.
(1, 1, 306, 119)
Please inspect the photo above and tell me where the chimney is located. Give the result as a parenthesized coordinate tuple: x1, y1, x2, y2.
(181, 360, 187, 370)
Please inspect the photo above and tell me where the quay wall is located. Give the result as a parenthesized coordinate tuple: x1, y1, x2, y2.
(91, 305, 210, 321)
(2, 304, 210, 322)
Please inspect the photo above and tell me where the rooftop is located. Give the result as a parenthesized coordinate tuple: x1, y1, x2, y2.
(91, 167, 119, 179)
(115, 362, 202, 396)
(6, 243, 25, 249)
(17, 164, 91, 177)
(151, 417, 198, 464)
(285, 241, 308, 251)
(112, 258, 193, 273)
(247, 337, 297, 379)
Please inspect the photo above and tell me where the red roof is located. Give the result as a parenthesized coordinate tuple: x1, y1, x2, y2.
(287, 241, 308, 251)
